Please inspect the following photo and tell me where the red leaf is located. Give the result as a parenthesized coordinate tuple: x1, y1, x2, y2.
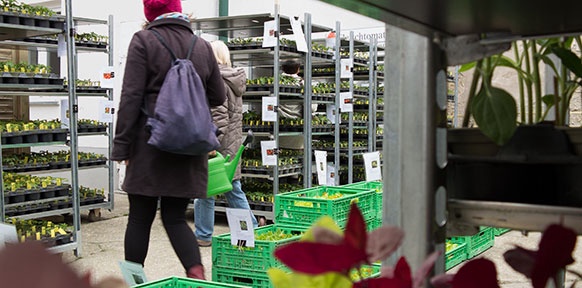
(273, 241, 367, 274)
(393, 257, 413, 287)
(532, 224, 577, 288)
(452, 258, 499, 288)
(344, 203, 367, 252)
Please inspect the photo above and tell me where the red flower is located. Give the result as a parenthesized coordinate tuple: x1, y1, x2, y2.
(431, 258, 500, 288)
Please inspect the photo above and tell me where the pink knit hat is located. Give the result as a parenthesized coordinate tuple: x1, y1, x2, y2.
(143, 0, 182, 22)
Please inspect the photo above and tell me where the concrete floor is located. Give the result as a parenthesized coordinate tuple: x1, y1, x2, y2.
(63, 192, 582, 287)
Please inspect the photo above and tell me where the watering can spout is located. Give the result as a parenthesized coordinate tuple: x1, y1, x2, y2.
(224, 130, 253, 181)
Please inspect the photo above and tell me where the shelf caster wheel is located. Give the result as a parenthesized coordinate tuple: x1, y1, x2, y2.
(88, 209, 101, 222)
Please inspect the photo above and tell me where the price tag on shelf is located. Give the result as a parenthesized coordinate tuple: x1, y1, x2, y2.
(314, 150, 328, 185)
(262, 96, 278, 122)
(327, 164, 336, 186)
(363, 151, 382, 181)
(340, 58, 353, 78)
(99, 100, 115, 123)
(340, 92, 353, 112)
(100, 66, 116, 88)
(60, 99, 69, 129)
(262, 20, 277, 48)
(261, 140, 277, 166)
(290, 16, 308, 53)
(226, 208, 256, 247)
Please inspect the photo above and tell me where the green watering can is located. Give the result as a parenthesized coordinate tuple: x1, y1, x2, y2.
(207, 131, 253, 197)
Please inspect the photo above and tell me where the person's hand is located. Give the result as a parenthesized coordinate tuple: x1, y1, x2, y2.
(118, 160, 129, 166)
(208, 150, 217, 157)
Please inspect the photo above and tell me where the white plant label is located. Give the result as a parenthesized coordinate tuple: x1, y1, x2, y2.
(290, 17, 308, 53)
(100, 66, 116, 88)
(226, 208, 256, 247)
(340, 92, 353, 112)
(326, 104, 340, 124)
(340, 58, 353, 78)
(57, 34, 66, 57)
(363, 151, 382, 181)
(262, 20, 277, 47)
(314, 150, 328, 185)
(327, 164, 337, 186)
(262, 96, 278, 122)
(119, 260, 148, 286)
(60, 99, 69, 129)
(0, 223, 18, 249)
(261, 140, 278, 166)
(99, 100, 115, 123)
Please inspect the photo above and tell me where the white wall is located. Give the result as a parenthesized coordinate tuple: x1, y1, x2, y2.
(25, 0, 383, 148)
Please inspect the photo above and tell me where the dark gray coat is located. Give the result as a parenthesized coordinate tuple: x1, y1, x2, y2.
(111, 18, 226, 199)
(211, 64, 245, 180)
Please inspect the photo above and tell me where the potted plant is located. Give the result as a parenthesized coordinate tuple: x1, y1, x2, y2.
(448, 36, 582, 207)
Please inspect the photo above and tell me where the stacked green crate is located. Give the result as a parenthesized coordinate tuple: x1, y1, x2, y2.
(133, 276, 251, 287)
(342, 181, 383, 221)
(450, 227, 494, 259)
(445, 239, 467, 270)
(274, 186, 376, 230)
(211, 224, 305, 288)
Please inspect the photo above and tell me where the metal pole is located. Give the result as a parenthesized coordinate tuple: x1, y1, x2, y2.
(334, 21, 341, 186)
(348, 31, 354, 183)
(368, 38, 376, 151)
(384, 25, 442, 275)
(304, 13, 313, 188)
(65, 0, 81, 257)
(108, 14, 115, 210)
(273, 4, 280, 195)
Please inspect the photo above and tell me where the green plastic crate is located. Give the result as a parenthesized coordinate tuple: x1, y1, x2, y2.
(212, 267, 272, 288)
(212, 224, 305, 271)
(133, 276, 251, 288)
(445, 240, 467, 270)
(451, 227, 494, 259)
(342, 181, 383, 219)
(274, 186, 376, 228)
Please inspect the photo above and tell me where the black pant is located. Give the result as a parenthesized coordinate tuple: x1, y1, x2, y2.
(125, 194, 200, 270)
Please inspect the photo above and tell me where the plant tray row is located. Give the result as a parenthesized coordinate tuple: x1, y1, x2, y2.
(214, 199, 273, 212)
(4, 185, 70, 204)
(5, 203, 51, 216)
(2, 129, 68, 145)
(3, 159, 106, 172)
(78, 125, 107, 133)
(0, 73, 63, 85)
(0, 12, 64, 29)
(21, 37, 107, 49)
(63, 85, 109, 94)
(242, 164, 302, 175)
(246, 84, 302, 94)
(242, 125, 333, 133)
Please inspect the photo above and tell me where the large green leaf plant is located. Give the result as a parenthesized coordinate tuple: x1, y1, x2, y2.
(461, 37, 582, 145)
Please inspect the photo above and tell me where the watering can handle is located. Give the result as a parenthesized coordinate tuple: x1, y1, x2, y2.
(243, 130, 254, 146)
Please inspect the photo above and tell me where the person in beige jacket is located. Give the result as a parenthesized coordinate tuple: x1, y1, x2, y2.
(194, 40, 259, 247)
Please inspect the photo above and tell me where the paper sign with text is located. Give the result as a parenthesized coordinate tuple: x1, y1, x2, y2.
(290, 17, 308, 52)
(99, 100, 114, 123)
(226, 208, 256, 247)
(100, 66, 116, 88)
(340, 92, 353, 112)
(262, 97, 278, 122)
(262, 20, 277, 47)
(119, 260, 148, 286)
(60, 99, 69, 129)
(58, 34, 66, 57)
(327, 164, 337, 186)
(363, 151, 382, 181)
(340, 58, 353, 78)
(261, 140, 277, 166)
(314, 150, 328, 185)
(326, 104, 340, 124)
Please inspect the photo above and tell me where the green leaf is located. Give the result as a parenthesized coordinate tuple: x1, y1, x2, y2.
(459, 61, 476, 73)
(538, 54, 560, 76)
(471, 86, 517, 145)
(551, 46, 582, 78)
(542, 94, 559, 107)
